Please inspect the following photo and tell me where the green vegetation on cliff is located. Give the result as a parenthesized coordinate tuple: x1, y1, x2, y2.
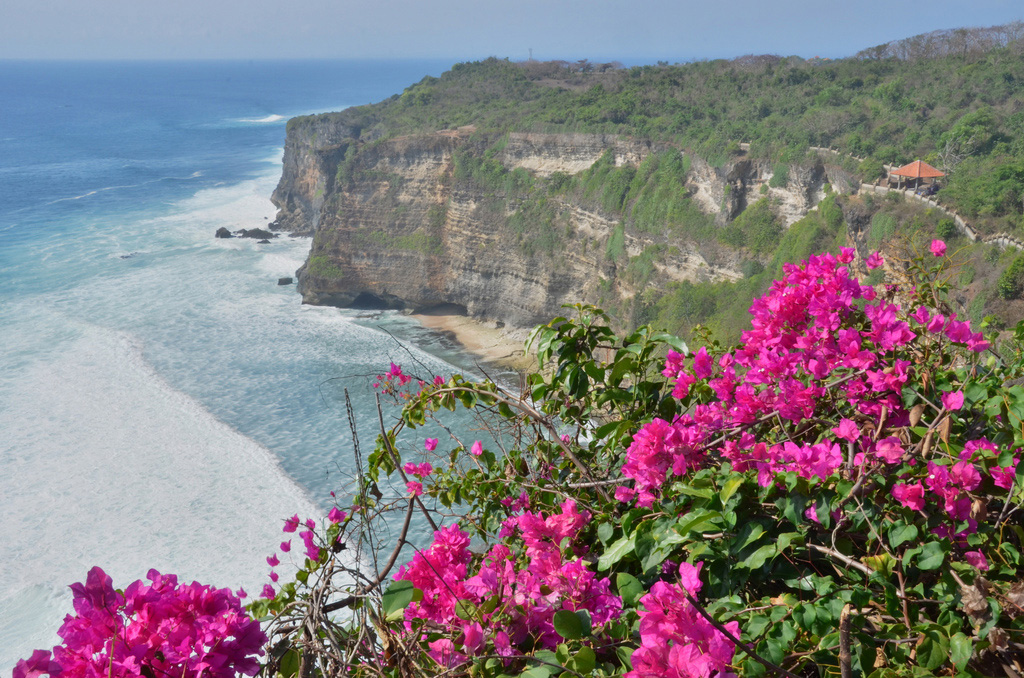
(304, 24, 1024, 232)
(291, 22, 1024, 342)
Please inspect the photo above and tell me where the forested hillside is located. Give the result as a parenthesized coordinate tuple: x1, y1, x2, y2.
(281, 22, 1024, 342)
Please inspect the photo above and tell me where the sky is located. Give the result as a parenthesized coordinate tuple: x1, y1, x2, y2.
(1, 0, 1021, 62)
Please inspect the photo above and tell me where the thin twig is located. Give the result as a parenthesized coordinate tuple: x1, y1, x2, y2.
(375, 393, 440, 533)
(839, 604, 852, 678)
(807, 543, 875, 577)
(323, 497, 416, 613)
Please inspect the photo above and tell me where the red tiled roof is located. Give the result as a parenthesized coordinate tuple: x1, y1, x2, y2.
(890, 160, 945, 178)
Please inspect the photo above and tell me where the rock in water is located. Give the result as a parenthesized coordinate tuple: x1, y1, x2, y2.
(215, 227, 233, 238)
(239, 228, 276, 240)
(278, 277, 294, 285)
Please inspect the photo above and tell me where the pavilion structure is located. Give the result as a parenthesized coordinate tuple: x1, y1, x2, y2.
(888, 160, 945, 191)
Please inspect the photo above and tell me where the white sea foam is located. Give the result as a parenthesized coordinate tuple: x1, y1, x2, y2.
(235, 114, 285, 124)
(0, 316, 321, 672)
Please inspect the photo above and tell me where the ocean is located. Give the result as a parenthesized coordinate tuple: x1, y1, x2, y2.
(0, 59, 487, 672)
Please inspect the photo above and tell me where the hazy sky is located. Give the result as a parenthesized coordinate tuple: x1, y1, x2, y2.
(2, 0, 1021, 62)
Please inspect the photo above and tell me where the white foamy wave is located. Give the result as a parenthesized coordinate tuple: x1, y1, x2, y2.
(236, 114, 285, 124)
(34, 172, 204, 210)
(0, 320, 320, 672)
(43, 184, 138, 205)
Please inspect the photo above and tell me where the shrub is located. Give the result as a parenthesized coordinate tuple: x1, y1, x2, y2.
(15, 568, 265, 678)
(998, 254, 1024, 299)
(22, 245, 1024, 678)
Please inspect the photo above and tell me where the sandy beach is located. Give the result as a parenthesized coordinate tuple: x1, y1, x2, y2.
(409, 308, 537, 373)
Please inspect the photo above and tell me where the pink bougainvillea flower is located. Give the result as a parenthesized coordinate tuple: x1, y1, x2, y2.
(931, 239, 947, 257)
(470, 441, 483, 456)
(874, 437, 905, 464)
(236, 587, 247, 598)
(804, 504, 820, 524)
(461, 621, 484, 654)
(866, 251, 884, 269)
(910, 306, 930, 325)
(280, 540, 291, 552)
(614, 486, 636, 503)
(13, 649, 61, 678)
(992, 457, 1019, 489)
(262, 584, 276, 599)
(427, 639, 467, 669)
(965, 551, 990, 570)
(837, 247, 855, 263)
(627, 561, 737, 678)
(692, 346, 713, 379)
(328, 506, 346, 524)
(269, 571, 279, 583)
(892, 482, 925, 510)
(283, 514, 299, 533)
(267, 554, 279, 567)
(950, 460, 982, 492)
(832, 418, 860, 442)
(425, 437, 439, 451)
(305, 518, 316, 530)
(941, 390, 964, 411)
(407, 481, 423, 496)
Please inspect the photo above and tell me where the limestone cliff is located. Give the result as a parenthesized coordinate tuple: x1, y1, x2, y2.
(271, 118, 856, 330)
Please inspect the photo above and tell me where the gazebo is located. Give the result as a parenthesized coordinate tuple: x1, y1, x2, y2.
(889, 160, 945, 191)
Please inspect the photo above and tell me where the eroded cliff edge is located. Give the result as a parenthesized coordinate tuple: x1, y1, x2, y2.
(270, 117, 856, 330)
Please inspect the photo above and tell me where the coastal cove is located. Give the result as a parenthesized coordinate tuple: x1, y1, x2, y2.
(0, 59, 495, 673)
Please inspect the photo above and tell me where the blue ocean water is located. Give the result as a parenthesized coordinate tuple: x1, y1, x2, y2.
(0, 59, 487, 672)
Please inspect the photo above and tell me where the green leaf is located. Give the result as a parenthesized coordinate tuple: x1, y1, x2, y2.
(740, 543, 777, 570)
(731, 523, 765, 555)
(615, 646, 634, 670)
(597, 522, 614, 544)
(776, 532, 802, 552)
(916, 627, 949, 671)
(522, 665, 559, 678)
(888, 522, 919, 549)
(949, 632, 972, 670)
(598, 533, 636, 570)
(382, 580, 415, 621)
(719, 475, 744, 504)
(568, 647, 596, 674)
(650, 332, 688, 353)
(553, 609, 586, 639)
(279, 649, 300, 678)
(455, 599, 477, 621)
(616, 572, 644, 607)
(675, 510, 722, 537)
(916, 541, 946, 570)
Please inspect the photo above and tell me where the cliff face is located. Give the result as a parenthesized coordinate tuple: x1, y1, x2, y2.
(271, 119, 855, 329)
(270, 116, 361, 236)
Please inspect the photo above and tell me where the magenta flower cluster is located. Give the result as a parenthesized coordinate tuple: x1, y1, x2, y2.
(627, 562, 737, 678)
(619, 248, 1005, 550)
(14, 567, 266, 678)
(394, 500, 622, 666)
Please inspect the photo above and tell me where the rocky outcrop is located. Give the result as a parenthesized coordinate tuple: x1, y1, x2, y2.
(501, 133, 651, 177)
(269, 115, 361, 236)
(271, 121, 856, 330)
(687, 155, 856, 227)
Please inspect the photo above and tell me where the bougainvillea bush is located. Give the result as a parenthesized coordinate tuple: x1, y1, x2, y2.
(13, 567, 266, 678)
(18, 242, 1024, 678)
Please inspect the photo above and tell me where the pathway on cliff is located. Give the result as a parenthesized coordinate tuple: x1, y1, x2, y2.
(805, 145, 1024, 252)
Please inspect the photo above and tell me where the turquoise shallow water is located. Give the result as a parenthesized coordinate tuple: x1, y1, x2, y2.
(0, 59, 491, 671)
